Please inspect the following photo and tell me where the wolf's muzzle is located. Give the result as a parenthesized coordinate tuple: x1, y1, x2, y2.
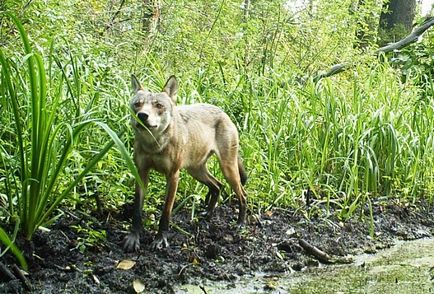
(137, 112, 149, 123)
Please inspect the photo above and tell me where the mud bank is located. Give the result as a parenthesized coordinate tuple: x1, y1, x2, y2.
(177, 238, 434, 293)
(1, 199, 434, 293)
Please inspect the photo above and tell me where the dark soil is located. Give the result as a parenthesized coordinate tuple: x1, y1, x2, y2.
(2, 199, 434, 293)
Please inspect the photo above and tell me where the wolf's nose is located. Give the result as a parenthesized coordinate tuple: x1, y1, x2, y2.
(137, 112, 148, 122)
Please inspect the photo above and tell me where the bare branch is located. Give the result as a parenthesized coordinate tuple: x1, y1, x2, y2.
(299, 239, 333, 264)
(313, 63, 349, 83)
(105, 0, 126, 32)
(376, 16, 434, 54)
(312, 16, 434, 82)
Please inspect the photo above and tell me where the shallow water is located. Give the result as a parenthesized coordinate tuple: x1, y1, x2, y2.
(176, 238, 434, 293)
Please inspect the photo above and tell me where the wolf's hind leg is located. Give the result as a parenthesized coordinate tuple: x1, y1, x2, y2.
(218, 153, 247, 226)
(187, 165, 222, 218)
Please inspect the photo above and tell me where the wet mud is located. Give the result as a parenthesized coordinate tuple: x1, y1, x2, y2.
(1, 199, 434, 293)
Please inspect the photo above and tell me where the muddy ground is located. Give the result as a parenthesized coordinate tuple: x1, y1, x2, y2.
(2, 198, 434, 293)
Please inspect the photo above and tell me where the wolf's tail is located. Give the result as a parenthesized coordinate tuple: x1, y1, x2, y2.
(238, 157, 248, 186)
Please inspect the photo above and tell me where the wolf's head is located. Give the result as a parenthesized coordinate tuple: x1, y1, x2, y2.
(130, 75, 178, 136)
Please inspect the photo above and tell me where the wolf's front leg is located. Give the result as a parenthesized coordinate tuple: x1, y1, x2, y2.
(152, 171, 179, 249)
(124, 169, 149, 252)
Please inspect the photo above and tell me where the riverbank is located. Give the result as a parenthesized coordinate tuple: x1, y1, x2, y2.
(2, 199, 434, 293)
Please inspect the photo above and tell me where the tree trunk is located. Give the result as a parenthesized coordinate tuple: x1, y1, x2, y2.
(378, 0, 416, 45)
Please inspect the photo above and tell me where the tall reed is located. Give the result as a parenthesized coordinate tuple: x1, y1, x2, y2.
(0, 15, 142, 267)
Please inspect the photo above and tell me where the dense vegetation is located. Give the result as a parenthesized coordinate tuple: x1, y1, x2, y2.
(1, 0, 433, 266)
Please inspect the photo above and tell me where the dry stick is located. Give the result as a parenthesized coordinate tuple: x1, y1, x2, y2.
(312, 16, 434, 83)
(0, 261, 16, 281)
(104, 0, 126, 31)
(199, 285, 208, 294)
(11, 264, 32, 291)
(178, 264, 190, 277)
(298, 238, 333, 264)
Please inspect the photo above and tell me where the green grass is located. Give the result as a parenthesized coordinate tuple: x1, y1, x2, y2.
(146, 60, 434, 220)
(205, 62, 434, 216)
(0, 14, 142, 267)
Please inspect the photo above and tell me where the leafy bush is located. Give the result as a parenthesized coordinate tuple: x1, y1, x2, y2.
(391, 35, 434, 95)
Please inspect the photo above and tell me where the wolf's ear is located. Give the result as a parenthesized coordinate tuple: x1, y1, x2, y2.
(131, 74, 143, 93)
(163, 75, 178, 102)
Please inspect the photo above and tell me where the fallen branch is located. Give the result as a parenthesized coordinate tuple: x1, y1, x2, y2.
(313, 63, 349, 84)
(312, 16, 434, 82)
(376, 17, 434, 54)
(0, 262, 32, 290)
(11, 264, 32, 291)
(0, 261, 16, 281)
(299, 239, 333, 264)
(298, 239, 354, 264)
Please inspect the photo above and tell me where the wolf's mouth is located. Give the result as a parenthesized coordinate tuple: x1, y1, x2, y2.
(136, 122, 157, 129)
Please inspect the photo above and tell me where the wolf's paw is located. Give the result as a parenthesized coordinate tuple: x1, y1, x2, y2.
(236, 218, 246, 230)
(151, 233, 169, 250)
(123, 232, 140, 252)
(199, 209, 214, 221)
(236, 210, 246, 228)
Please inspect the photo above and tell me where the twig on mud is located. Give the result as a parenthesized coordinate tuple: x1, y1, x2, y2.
(271, 207, 298, 216)
(299, 239, 333, 264)
(178, 264, 190, 277)
(298, 239, 354, 264)
(247, 251, 254, 269)
(323, 218, 342, 230)
(0, 261, 16, 281)
(53, 264, 74, 272)
(247, 214, 262, 227)
(172, 223, 193, 238)
(11, 264, 32, 291)
(104, 211, 113, 224)
(92, 274, 100, 285)
(64, 209, 80, 221)
(53, 264, 83, 273)
(59, 230, 70, 242)
(194, 224, 201, 244)
(199, 285, 208, 294)
(32, 254, 44, 262)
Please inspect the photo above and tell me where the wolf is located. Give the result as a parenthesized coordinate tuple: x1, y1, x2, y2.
(123, 74, 248, 251)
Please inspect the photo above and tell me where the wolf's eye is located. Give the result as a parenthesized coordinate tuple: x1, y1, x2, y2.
(134, 101, 143, 107)
(155, 102, 164, 109)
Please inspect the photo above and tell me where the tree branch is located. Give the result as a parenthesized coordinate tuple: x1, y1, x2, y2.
(312, 16, 434, 82)
(375, 16, 434, 54)
(313, 63, 349, 83)
(105, 0, 126, 31)
(299, 239, 333, 264)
